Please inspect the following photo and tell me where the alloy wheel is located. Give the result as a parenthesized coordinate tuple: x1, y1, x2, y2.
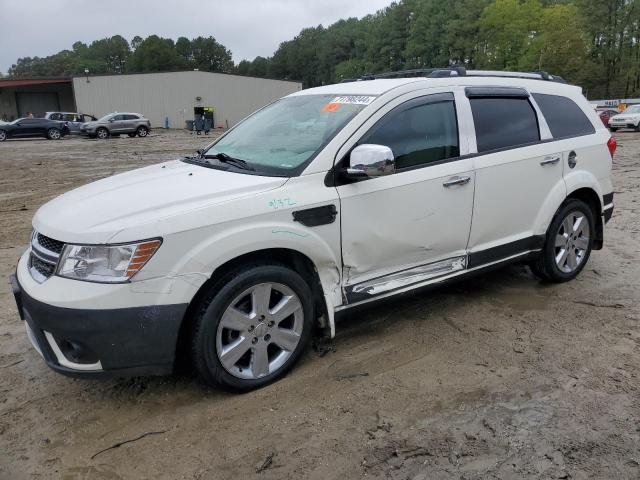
(215, 282, 304, 380)
(97, 129, 108, 139)
(49, 129, 61, 140)
(0, 130, 6, 141)
(554, 211, 590, 273)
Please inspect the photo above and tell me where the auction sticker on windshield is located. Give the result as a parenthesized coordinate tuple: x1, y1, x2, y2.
(331, 95, 376, 105)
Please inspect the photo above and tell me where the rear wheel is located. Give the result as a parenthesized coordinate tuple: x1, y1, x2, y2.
(635, 123, 640, 132)
(96, 127, 109, 139)
(137, 126, 149, 137)
(191, 263, 314, 391)
(0, 130, 6, 142)
(46, 128, 61, 140)
(530, 199, 595, 283)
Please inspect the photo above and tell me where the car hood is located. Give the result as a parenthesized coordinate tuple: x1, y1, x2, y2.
(33, 159, 288, 243)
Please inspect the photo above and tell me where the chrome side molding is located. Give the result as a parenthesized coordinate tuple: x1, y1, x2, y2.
(348, 256, 467, 299)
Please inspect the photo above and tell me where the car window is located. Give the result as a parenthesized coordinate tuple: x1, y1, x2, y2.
(470, 97, 540, 152)
(111, 115, 124, 121)
(532, 93, 595, 138)
(624, 105, 640, 114)
(123, 114, 139, 120)
(361, 96, 460, 169)
(49, 113, 62, 121)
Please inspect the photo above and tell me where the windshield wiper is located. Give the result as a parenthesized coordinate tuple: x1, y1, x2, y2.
(202, 152, 255, 171)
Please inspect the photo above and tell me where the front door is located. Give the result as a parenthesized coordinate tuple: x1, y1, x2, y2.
(337, 92, 476, 303)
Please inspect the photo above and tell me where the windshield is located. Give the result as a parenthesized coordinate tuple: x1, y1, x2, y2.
(624, 105, 640, 114)
(97, 114, 113, 122)
(202, 94, 374, 176)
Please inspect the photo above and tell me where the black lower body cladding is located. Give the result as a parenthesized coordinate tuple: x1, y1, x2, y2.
(11, 274, 188, 378)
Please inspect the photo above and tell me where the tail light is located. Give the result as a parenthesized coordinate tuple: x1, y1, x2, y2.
(607, 136, 617, 158)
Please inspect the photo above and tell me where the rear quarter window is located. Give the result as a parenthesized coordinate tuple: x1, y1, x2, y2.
(470, 97, 540, 153)
(532, 93, 595, 138)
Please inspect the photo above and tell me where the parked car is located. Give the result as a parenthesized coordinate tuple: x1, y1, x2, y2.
(80, 112, 151, 139)
(44, 112, 97, 134)
(597, 109, 620, 127)
(608, 104, 640, 131)
(0, 117, 69, 142)
(11, 69, 615, 391)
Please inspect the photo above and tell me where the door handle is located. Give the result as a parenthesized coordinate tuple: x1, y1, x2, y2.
(443, 176, 471, 188)
(540, 156, 560, 166)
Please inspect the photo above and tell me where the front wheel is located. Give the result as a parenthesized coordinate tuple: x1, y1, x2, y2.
(136, 126, 149, 137)
(0, 130, 6, 142)
(96, 127, 109, 139)
(191, 263, 314, 391)
(46, 128, 61, 140)
(530, 199, 595, 283)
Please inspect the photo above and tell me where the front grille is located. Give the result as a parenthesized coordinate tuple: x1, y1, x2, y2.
(29, 231, 64, 282)
(30, 253, 56, 278)
(36, 233, 64, 254)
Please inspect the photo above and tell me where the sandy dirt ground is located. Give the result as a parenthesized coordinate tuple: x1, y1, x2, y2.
(0, 130, 639, 480)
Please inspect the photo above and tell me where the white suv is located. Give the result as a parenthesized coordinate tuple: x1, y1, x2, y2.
(11, 69, 616, 391)
(608, 104, 640, 132)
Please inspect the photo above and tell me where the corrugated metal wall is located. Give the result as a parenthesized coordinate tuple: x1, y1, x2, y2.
(72, 71, 302, 129)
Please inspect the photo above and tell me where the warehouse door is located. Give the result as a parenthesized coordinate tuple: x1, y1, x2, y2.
(16, 92, 60, 118)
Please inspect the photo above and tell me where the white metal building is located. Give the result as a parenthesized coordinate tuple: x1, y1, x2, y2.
(0, 71, 302, 128)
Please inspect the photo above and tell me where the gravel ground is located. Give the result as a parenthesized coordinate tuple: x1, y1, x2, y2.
(0, 130, 639, 480)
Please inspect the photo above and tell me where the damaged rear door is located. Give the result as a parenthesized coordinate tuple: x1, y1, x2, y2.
(337, 91, 475, 303)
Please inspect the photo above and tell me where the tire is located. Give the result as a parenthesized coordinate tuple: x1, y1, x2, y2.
(609, 127, 618, 132)
(127, 132, 136, 138)
(96, 127, 109, 140)
(0, 130, 6, 142)
(136, 126, 149, 137)
(192, 263, 314, 391)
(635, 124, 640, 132)
(46, 128, 61, 140)
(530, 199, 595, 283)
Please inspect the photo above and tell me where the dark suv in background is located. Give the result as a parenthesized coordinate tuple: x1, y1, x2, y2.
(80, 113, 151, 139)
(0, 118, 69, 141)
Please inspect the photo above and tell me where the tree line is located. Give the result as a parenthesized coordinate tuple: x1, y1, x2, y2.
(6, 0, 640, 99)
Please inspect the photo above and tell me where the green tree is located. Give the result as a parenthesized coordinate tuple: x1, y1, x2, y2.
(190, 36, 234, 72)
(127, 35, 184, 72)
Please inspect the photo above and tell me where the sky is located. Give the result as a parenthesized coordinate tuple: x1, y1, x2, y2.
(0, 0, 395, 74)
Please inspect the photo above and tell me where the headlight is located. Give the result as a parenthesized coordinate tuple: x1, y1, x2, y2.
(57, 239, 161, 283)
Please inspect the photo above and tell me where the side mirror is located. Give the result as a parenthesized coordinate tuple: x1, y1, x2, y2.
(108, 118, 115, 122)
(346, 144, 395, 178)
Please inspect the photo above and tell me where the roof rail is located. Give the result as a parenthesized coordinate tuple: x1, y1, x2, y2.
(355, 67, 567, 83)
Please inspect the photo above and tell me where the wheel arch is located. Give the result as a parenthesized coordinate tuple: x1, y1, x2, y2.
(174, 247, 334, 371)
(566, 186, 603, 249)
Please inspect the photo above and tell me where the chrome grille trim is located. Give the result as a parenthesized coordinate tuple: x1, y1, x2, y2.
(29, 231, 64, 283)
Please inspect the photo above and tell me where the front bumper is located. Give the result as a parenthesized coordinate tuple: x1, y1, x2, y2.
(10, 273, 188, 378)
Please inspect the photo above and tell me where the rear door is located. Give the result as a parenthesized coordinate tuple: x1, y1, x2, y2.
(465, 87, 566, 266)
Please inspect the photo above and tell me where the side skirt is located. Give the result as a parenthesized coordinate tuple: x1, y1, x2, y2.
(340, 235, 544, 308)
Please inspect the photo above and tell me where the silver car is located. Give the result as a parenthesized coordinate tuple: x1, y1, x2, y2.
(44, 112, 97, 134)
(80, 112, 151, 139)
